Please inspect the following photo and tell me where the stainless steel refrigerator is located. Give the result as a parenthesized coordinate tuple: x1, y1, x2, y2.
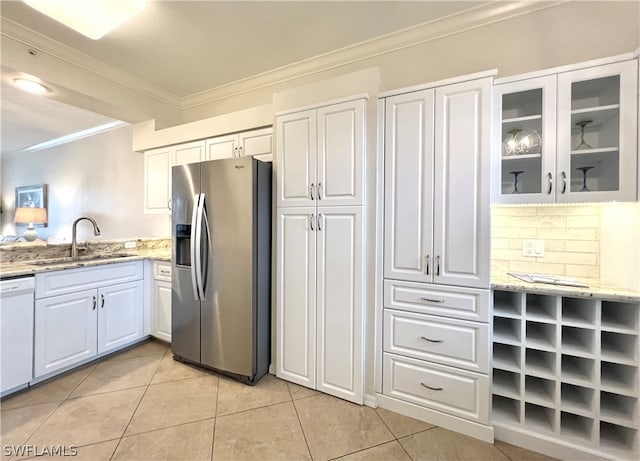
(171, 156, 271, 384)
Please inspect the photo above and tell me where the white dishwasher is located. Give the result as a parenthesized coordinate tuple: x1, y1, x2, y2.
(1, 276, 35, 395)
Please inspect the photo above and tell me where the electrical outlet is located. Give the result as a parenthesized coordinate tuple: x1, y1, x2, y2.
(124, 241, 137, 249)
(523, 239, 545, 257)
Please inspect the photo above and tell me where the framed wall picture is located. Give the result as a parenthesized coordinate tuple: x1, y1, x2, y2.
(15, 183, 48, 227)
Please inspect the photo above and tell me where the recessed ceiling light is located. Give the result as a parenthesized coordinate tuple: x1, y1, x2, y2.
(22, 0, 147, 40)
(13, 78, 49, 94)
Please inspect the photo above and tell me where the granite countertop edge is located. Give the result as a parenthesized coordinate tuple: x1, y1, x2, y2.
(491, 276, 640, 302)
(0, 250, 171, 278)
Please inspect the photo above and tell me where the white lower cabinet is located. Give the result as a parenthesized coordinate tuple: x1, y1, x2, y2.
(383, 353, 489, 424)
(151, 261, 172, 342)
(35, 289, 97, 378)
(276, 206, 364, 404)
(34, 262, 144, 379)
(98, 281, 144, 354)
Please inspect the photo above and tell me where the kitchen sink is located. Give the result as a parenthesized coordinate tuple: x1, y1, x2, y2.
(28, 253, 136, 266)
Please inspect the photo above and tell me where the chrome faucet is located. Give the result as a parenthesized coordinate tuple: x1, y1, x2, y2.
(71, 217, 101, 259)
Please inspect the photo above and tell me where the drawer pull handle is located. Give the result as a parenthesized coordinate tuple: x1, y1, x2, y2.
(420, 336, 444, 343)
(92, 296, 96, 310)
(101, 294, 105, 308)
(425, 255, 430, 275)
(420, 382, 443, 391)
(420, 297, 444, 303)
(159, 269, 170, 275)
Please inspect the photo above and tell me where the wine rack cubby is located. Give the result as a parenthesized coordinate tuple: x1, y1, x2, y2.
(492, 290, 640, 459)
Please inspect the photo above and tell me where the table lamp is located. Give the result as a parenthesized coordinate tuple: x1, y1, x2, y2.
(15, 207, 48, 242)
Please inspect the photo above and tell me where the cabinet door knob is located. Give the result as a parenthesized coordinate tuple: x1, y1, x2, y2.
(101, 294, 105, 308)
(546, 172, 553, 194)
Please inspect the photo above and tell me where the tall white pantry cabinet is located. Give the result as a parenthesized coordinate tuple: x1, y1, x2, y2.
(378, 74, 493, 440)
(275, 98, 366, 405)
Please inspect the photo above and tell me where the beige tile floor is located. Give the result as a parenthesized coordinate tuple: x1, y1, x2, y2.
(1, 340, 555, 461)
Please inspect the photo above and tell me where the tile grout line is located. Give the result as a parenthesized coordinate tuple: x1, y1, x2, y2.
(371, 408, 417, 461)
(108, 350, 165, 461)
(494, 443, 515, 461)
(288, 384, 314, 461)
(210, 374, 220, 461)
(11, 361, 100, 451)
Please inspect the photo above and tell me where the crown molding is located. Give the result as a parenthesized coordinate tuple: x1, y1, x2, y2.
(1, 121, 128, 157)
(181, 0, 568, 110)
(0, 18, 182, 110)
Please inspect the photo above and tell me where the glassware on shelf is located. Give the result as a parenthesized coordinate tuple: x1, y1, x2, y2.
(576, 166, 594, 192)
(510, 170, 524, 194)
(502, 129, 522, 157)
(574, 120, 593, 150)
(516, 129, 542, 155)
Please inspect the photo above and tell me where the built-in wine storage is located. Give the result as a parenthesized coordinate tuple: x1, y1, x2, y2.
(492, 289, 639, 459)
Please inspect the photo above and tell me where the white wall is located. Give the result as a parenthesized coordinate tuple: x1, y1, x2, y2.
(1, 124, 170, 242)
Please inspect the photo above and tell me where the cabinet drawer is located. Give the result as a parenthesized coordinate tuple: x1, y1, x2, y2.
(384, 280, 489, 322)
(383, 353, 489, 424)
(35, 261, 143, 299)
(153, 262, 172, 281)
(383, 309, 489, 373)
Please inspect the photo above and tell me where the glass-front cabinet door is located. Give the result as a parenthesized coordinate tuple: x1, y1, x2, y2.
(494, 59, 638, 204)
(493, 75, 556, 204)
(557, 60, 638, 202)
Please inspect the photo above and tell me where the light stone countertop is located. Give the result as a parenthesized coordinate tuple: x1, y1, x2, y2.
(492, 273, 640, 302)
(0, 244, 171, 279)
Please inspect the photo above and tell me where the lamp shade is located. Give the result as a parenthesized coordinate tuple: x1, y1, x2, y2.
(15, 207, 48, 225)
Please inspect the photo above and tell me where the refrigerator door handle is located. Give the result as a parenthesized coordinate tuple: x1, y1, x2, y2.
(194, 192, 206, 301)
(190, 193, 201, 301)
(199, 194, 212, 300)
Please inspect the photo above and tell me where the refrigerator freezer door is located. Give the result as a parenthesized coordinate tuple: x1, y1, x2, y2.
(172, 163, 201, 363)
(200, 157, 256, 377)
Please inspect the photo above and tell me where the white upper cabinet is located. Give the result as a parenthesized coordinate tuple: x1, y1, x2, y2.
(276, 110, 317, 208)
(494, 59, 638, 203)
(557, 60, 637, 202)
(144, 147, 172, 214)
(433, 79, 491, 288)
(277, 99, 364, 208)
(144, 127, 273, 213)
(493, 75, 557, 204)
(172, 140, 205, 166)
(383, 89, 435, 283)
(316, 101, 364, 207)
(384, 78, 491, 289)
(239, 127, 273, 162)
(206, 128, 273, 161)
(206, 134, 237, 161)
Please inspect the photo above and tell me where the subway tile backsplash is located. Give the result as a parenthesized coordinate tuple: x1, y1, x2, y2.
(492, 202, 640, 290)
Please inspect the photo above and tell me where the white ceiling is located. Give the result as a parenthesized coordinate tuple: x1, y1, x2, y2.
(1, 0, 484, 97)
(0, 0, 486, 154)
